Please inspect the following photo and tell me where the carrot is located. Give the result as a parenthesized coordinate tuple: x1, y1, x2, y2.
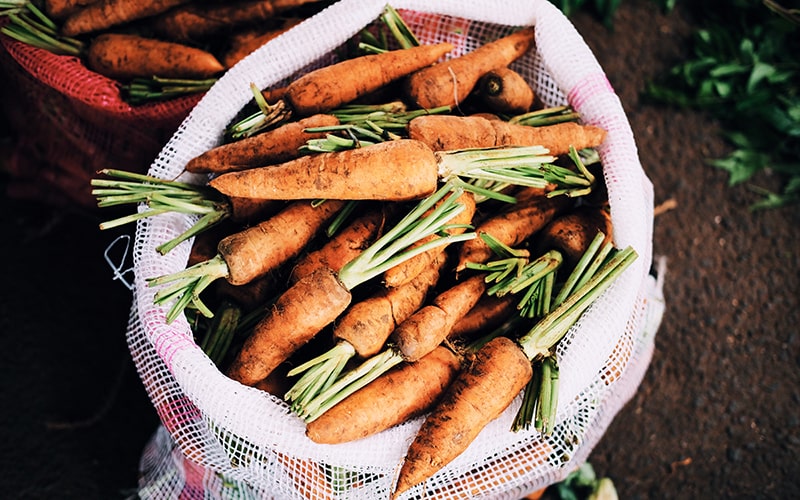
(476, 66, 535, 115)
(391, 273, 488, 363)
(392, 335, 534, 498)
(456, 187, 570, 271)
(404, 27, 535, 110)
(284, 42, 454, 116)
(149, 0, 319, 43)
(305, 345, 461, 444)
(288, 206, 386, 284)
(60, 0, 190, 37)
(225, 267, 352, 386)
(408, 114, 608, 156)
(383, 190, 476, 288)
(217, 200, 345, 286)
(85, 33, 224, 81)
(222, 18, 303, 68)
(534, 206, 613, 270)
(44, 0, 98, 20)
(448, 293, 517, 340)
(221, 186, 475, 385)
(148, 199, 345, 323)
(186, 114, 341, 174)
(207, 139, 440, 202)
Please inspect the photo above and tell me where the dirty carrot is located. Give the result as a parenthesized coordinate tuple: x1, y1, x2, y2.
(85, 33, 224, 80)
(476, 66, 535, 115)
(408, 114, 608, 156)
(222, 185, 476, 385)
(448, 293, 517, 340)
(288, 206, 386, 284)
(44, 0, 97, 20)
(456, 187, 570, 271)
(147, 199, 346, 323)
(283, 41, 454, 117)
(404, 26, 535, 109)
(222, 17, 303, 68)
(148, 0, 320, 43)
(208, 139, 440, 202)
(185, 114, 341, 174)
(305, 345, 461, 444)
(60, 0, 190, 37)
(535, 205, 613, 270)
(392, 335, 533, 498)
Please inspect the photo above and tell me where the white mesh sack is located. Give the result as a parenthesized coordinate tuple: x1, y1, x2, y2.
(128, 0, 665, 498)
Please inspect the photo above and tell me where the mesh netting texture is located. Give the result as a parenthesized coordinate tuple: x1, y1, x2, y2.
(0, 32, 201, 208)
(128, 0, 665, 498)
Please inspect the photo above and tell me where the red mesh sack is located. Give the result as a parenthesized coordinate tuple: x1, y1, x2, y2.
(0, 32, 202, 208)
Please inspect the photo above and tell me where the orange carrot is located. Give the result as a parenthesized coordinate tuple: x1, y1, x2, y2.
(61, 0, 190, 37)
(404, 27, 535, 110)
(383, 190, 476, 288)
(534, 206, 613, 270)
(207, 139, 439, 202)
(186, 114, 340, 174)
(225, 267, 352, 386)
(334, 251, 447, 359)
(85, 33, 224, 81)
(391, 273, 487, 363)
(448, 293, 517, 341)
(408, 114, 608, 156)
(456, 187, 570, 271)
(149, 0, 320, 43)
(288, 206, 386, 284)
(392, 336, 533, 498)
(476, 66, 535, 115)
(284, 42, 454, 116)
(218, 200, 345, 286)
(305, 345, 461, 444)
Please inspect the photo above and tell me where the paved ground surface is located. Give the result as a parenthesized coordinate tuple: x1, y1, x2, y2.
(1, 1, 798, 498)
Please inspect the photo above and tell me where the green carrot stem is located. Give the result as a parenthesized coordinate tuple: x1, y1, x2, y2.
(518, 246, 638, 360)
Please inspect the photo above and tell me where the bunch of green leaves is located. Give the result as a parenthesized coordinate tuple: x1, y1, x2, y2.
(646, 0, 800, 209)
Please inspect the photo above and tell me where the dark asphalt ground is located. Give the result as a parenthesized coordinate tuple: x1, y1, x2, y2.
(1, 1, 798, 499)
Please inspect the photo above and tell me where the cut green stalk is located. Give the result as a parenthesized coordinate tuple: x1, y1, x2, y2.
(226, 84, 292, 140)
(91, 169, 231, 255)
(199, 301, 242, 366)
(508, 105, 581, 127)
(122, 76, 217, 105)
(1, 2, 84, 56)
(380, 4, 420, 49)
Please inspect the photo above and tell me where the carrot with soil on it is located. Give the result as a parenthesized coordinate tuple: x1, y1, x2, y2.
(404, 26, 535, 110)
(284, 251, 448, 411)
(391, 238, 638, 497)
(85, 33, 224, 80)
(288, 205, 387, 284)
(223, 184, 477, 386)
(60, 0, 191, 37)
(476, 66, 535, 115)
(534, 205, 613, 271)
(221, 17, 303, 68)
(185, 114, 341, 174)
(148, 0, 320, 43)
(408, 114, 608, 157)
(44, 0, 97, 20)
(148, 199, 346, 324)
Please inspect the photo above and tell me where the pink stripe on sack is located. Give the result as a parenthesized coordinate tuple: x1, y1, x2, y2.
(568, 72, 615, 110)
(156, 396, 203, 435)
(143, 307, 198, 369)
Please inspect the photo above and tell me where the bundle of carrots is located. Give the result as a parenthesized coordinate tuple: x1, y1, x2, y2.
(1, 0, 331, 103)
(89, 7, 639, 497)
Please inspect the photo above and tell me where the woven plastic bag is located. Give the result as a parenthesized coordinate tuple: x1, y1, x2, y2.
(129, 0, 665, 498)
(0, 30, 201, 208)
